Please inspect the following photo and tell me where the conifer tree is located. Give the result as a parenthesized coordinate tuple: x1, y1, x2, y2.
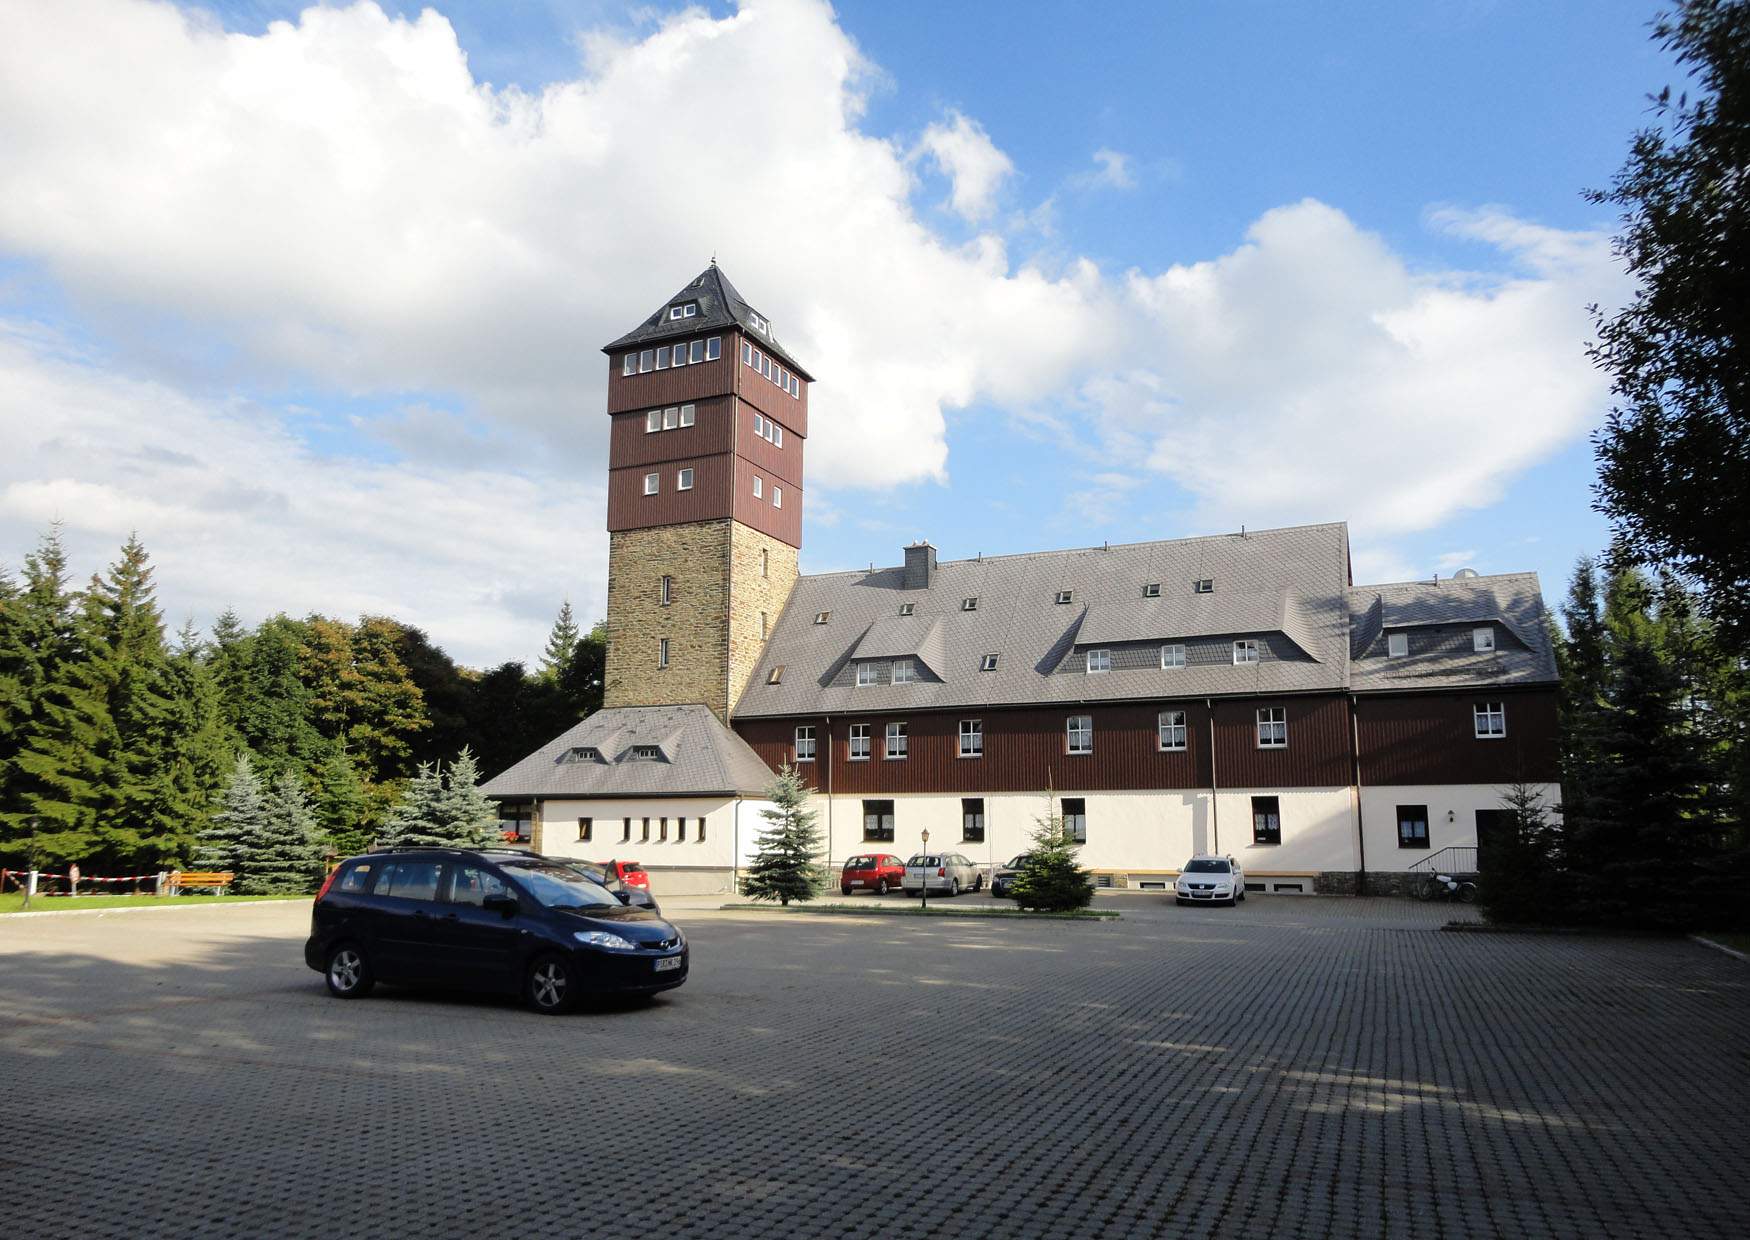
(312, 744, 372, 857)
(379, 761, 445, 848)
(436, 746, 498, 847)
(743, 764, 825, 905)
(235, 771, 325, 894)
(1010, 795, 1095, 912)
(1479, 783, 1565, 926)
(541, 599, 581, 684)
(198, 752, 268, 873)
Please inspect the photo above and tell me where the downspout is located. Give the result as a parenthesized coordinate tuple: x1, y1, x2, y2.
(732, 796, 743, 896)
(1349, 695, 1367, 897)
(1206, 698, 1219, 854)
(823, 714, 833, 870)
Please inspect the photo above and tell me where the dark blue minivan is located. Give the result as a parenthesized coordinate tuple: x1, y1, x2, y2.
(304, 848, 688, 1013)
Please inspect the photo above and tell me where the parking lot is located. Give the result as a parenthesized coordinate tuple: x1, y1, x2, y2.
(2, 895, 1746, 1239)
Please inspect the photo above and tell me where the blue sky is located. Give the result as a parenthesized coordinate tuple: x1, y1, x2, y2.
(0, 0, 1673, 663)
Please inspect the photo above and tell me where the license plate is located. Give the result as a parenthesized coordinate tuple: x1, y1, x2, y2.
(653, 956, 682, 972)
(849, 879, 864, 886)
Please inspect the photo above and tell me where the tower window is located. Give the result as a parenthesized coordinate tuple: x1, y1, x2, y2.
(1143, 583, 1161, 598)
(677, 468, 693, 491)
(741, 341, 752, 364)
(667, 302, 698, 320)
(1194, 579, 1214, 593)
(980, 653, 999, 671)
(748, 311, 767, 333)
(962, 597, 979, 611)
(655, 346, 669, 370)
(761, 548, 769, 577)
(705, 337, 720, 360)
(760, 611, 768, 640)
(639, 349, 653, 373)
(1056, 590, 1073, 604)
(774, 424, 783, 446)
(754, 413, 764, 437)
(663, 406, 679, 429)
(622, 354, 635, 376)
(643, 473, 659, 496)
(657, 638, 669, 669)
(679, 404, 695, 426)
(752, 476, 763, 499)
(645, 410, 660, 433)
(660, 576, 673, 606)
(772, 486, 782, 509)
(898, 603, 914, 617)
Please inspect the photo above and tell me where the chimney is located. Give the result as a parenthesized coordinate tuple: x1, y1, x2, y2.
(903, 541, 937, 590)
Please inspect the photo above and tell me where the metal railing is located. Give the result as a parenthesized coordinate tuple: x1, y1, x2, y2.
(1407, 846, 1478, 876)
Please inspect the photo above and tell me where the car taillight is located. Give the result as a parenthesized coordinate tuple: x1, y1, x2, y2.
(937, 867, 945, 877)
(315, 867, 340, 901)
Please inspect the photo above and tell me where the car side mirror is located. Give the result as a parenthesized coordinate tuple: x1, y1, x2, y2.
(482, 893, 519, 918)
(614, 889, 632, 905)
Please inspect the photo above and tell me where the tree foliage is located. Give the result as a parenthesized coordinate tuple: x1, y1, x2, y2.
(235, 771, 326, 895)
(1010, 798, 1095, 912)
(743, 764, 825, 906)
(1588, 0, 1750, 648)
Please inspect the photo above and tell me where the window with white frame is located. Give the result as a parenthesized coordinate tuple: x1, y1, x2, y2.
(1158, 709, 1187, 751)
(773, 486, 782, 509)
(1160, 644, 1186, 669)
(1473, 626, 1496, 653)
(643, 473, 659, 496)
(1143, 582, 1161, 598)
(1056, 590, 1073, 604)
(645, 409, 660, 433)
(639, 349, 653, 372)
(980, 653, 999, 671)
(1194, 578, 1214, 593)
(848, 723, 871, 760)
(677, 468, 694, 491)
(1067, 714, 1093, 754)
(794, 725, 816, 761)
(659, 575, 672, 606)
(892, 658, 918, 684)
(1474, 701, 1506, 738)
(662, 406, 678, 429)
(623, 354, 636, 376)
(705, 337, 721, 360)
(657, 637, 669, 669)
(1387, 632, 1408, 658)
(1256, 706, 1287, 747)
(752, 476, 763, 499)
(958, 719, 983, 757)
(754, 412, 764, 438)
(885, 721, 908, 759)
(856, 662, 878, 687)
(680, 403, 695, 426)
(1086, 649, 1111, 674)
(655, 346, 669, 370)
(741, 341, 752, 364)
(1233, 639, 1260, 665)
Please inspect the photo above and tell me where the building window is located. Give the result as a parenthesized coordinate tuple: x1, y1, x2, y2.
(1251, 796, 1281, 845)
(1061, 797, 1087, 844)
(766, 663, 782, 684)
(773, 486, 782, 509)
(1474, 701, 1506, 738)
(639, 348, 653, 372)
(760, 612, 768, 640)
(1067, 714, 1093, 755)
(980, 653, 999, 671)
(680, 404, 695, 426)
(1233, 639, 1259, 665)
(623, 354, 636, 376)
(1256, 706, 1287, 748)
(848, 723, 871, 760)
(1387, 632, 1408, 658)
(641, 817, 651, 843)
(1056, 590, 1073, 605)
(643, 472, 659, 495)
(1194, 579, 1214, 594)
(645, 409, 660, 433)
(962, 597, 978, 611)
(856, 662, 879, 687)
(706, 336, 720, 360)
(687, 341, 702, 365)
(741, 341, 752, 364)
(862, 799, 895, 842)
(962, 798, 985, 843)
(697, 816, 707, 842)
(677, 468, 693, 491)
(1161, 644, 1186, 669)
(774, 425, 783, 446)
(577, 817, 592, 842)
(885, 721, 908, 759)
(814, 611, 830, 624)
(663, 406, 679, 430)
(656, 346, 670, 370)
(677, 818, 687, 842)
(1397, 804, 1430, 849)
(898, 602, 914, 616)
(794, 725, 816, 762)
(761, 548, 769, 577)
(754, 412, 764, 438)
(660, 575, 673, 606)
(1158, 709, 1187, 751)
(1143, 582, 1161, 598)
(1473, 626, 1496, 653)
(753, 476, 763, 499)
(621, 817, 631, 842)
(892, 658, 917, 684)
(1086, 649, 1111, 674)
(657, 637, 669, 669)
(959, 719, 983, 758)
(658, 817, 668, 843)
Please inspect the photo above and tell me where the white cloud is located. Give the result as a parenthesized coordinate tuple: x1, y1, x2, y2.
(915, 109, 1017, 222)
(1075, 147, 1136, 191)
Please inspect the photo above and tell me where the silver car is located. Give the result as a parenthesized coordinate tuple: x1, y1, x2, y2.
(903, 853, 984, 896)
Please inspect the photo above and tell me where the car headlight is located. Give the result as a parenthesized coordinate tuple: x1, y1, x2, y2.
(573, 930, 635, 951)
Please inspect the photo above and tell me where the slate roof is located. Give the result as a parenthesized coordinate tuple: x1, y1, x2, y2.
(480, 704, 775, 799)
(734, 523, 1357, 718)
(1347, 574, 1559, 692)
(601, 264, 814, 380)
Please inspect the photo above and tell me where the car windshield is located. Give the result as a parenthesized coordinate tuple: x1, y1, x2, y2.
(1185, 859, 1231, 873)
(907, 855, 938, 867)
(1005, 855, 1030, 869)
(845, 856, 875, 869)
(502, 861, 620, 910)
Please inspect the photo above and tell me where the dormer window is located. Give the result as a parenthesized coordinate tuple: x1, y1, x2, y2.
(1194, 579, 1214, 594)
(560, 746, 602, 764)
(1233, 639, 1260, 665)
(1387, 633, 1408, 658)
(748, 311, 767, 333)
(892, 658, 918, 684)
(1055, 590, 1073, 605)
(1143, 583, 1161, 598)
(814, 611, 831, 625)
(1473, 626, 1496, 653)
(767, 665, 784, 685)
(962, 597, 979, 612)
(667, 303, 699, 320)
(628, 745, 663, 761)
(1086, 649, 1111, 674)
(980, 653, 999, 671)
(898, 603, 915, 617)
(856, 662, 878, 687)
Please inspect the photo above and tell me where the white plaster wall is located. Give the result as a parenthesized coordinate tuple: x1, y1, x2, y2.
(1213, 787, 1358, 873)
(537, 797, 737, 869)
(1358, 783, 1562, 872)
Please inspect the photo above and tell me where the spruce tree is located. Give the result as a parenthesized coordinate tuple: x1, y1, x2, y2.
(743, 764, 825, 905)
(1479, 783, 1565, 926)
(1010, 796, 1095, 912)
(541, 600, 581, 684)
(198, 753, 268, 874)
(312, 745, 372, 858)
(236, 771, 325, 894)
(436, 746, 498, 847)
(379, 761, 445, 847)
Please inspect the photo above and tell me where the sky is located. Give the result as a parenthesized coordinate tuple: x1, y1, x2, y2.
(0, 0, 1677, 667)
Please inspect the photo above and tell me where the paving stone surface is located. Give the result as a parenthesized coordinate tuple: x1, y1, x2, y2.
(1, 896, 1745, 1239)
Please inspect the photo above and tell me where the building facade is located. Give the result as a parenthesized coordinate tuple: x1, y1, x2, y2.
(485, 267, 1562, 895)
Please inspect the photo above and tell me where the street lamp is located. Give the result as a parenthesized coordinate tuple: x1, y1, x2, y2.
(919, 828, 930, 911)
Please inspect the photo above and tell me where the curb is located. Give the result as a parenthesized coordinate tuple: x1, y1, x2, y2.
(1691, 934, 1750, 964)
(716, 903, 1119, 921)
(3, 898, 310, 919)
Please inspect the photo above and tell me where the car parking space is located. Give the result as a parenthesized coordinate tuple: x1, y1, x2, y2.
(1, 897, 1744, 1238)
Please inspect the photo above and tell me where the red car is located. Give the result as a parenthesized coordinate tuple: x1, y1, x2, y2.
(598, 859, 650, 890)
(840, 853, 905, 896)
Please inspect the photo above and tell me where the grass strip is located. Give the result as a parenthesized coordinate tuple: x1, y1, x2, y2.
(717, 902, 1118, 921)
(1, 892, 306, 914)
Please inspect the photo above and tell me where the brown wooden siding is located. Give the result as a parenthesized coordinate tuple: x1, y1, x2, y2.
(607, 455, 734, 531)
(732, 331, 810, 437)
(729, 456, 802, 547)
(607, 349, 733, 414)
(608, 398, 733, 469)
(1356, 689, 1559, 785)
(732, 397, 804, 487)
(1211, 695, 1352, 787)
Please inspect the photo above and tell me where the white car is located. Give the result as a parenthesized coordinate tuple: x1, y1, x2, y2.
(903, 853, 983, 896)
(1175, 855, 1245, 906)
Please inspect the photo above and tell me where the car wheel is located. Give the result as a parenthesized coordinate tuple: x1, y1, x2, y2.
(1175, 897, 1188, 906)
(525, 955, 580, 1015)
(950, 877, 960, 897)
(325, 944, 375, 999)
(876, 879, 889, 895)
(974, 873, 985, 892)
(841, 885, 853, 896)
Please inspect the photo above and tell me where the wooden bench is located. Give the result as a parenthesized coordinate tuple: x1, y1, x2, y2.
(170, 871, 234, 895)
